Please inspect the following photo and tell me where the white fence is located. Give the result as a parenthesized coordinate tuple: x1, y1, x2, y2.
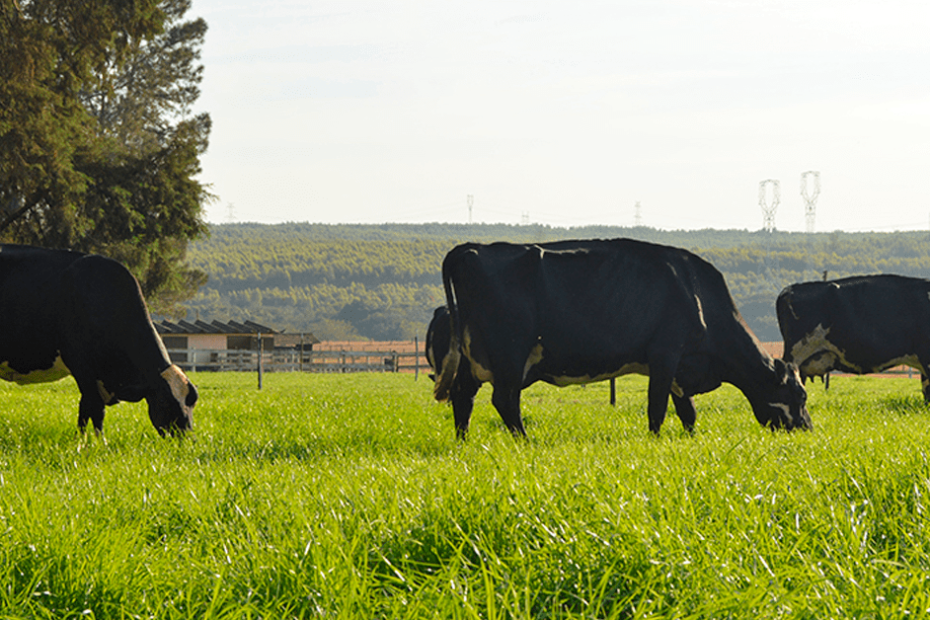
(166, 348, 426, 374)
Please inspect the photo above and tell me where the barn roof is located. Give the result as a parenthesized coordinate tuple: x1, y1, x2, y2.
(154, 319, 279, 335)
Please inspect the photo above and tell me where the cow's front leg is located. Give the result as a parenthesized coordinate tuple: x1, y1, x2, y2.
(671, 394, 696, 434)
(646, 355, 680, 435)
(76, 385, 106, 437)
(491, 382, 526, 437)
(452, 370, 480, 440)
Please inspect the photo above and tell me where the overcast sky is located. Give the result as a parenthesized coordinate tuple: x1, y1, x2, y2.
(192, 0, 930, 232)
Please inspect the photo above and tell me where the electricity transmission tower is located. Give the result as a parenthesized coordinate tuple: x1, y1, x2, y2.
(758, 179, 782, 293)
(467, 194, 473, 224)
(634, 201, 642, 227)
(800, 171, 820, 233)
(759, 179, 780, 232)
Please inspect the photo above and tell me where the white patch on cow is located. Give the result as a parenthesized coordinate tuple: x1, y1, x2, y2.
(803, 353, 837, 377)
(155, 329, 172, 363)
(789, 324, 863, 375)
(547, 362, 686, 394)
(788, 324, 831, 368)
(0, 355, 71, 385)
(792, 324, 928, 376)
(876, 354, 923, 374)
(425, 342, 436, 371)
(161, 364, 191, 405)
(768, 402, 791, 417)
(523, 342, 544, 381)
(463, 326, 494, 383)
(693, 294, 706, 330)
(96, 380, 118, 405)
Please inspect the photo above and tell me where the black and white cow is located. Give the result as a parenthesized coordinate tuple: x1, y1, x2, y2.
(777, 274, 930, 400)
(0, 244, 197, 435)
(426, 306, 481, 436)
(432, 239, 810, 437)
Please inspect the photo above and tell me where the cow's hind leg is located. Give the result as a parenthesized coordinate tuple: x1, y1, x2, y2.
(671, 394, 696, 434)
(490, 382, 526, 437)
(914, 355, 930, 403)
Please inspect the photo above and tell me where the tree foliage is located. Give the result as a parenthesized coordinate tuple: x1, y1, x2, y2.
(0, 0, 209, 315)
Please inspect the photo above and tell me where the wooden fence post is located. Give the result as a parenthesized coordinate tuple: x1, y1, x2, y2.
(257, 333, 264, 390)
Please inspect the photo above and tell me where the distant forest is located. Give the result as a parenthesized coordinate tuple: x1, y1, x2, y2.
(179, 223, 930, 342)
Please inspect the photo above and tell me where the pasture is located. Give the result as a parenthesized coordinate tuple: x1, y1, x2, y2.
(1, 372, 930, 618)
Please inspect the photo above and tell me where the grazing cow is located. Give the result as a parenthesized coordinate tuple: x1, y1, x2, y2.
(777, 274, 930, 400)
(0, 244, 197, 436)
(432, 239, 810, 438)
(426, 306, 480, 434)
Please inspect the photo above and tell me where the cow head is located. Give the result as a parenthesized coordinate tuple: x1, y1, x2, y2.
(425, 306, 450, 382)
(146, 365, 197, 436)
(752, 359, 812, 431)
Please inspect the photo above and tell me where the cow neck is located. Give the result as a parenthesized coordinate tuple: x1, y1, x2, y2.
(112, 313, 174, 385)
(718, 318, 778, 396)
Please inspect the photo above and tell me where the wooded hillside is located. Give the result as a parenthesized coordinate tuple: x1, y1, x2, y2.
(181, 223, 930, 342)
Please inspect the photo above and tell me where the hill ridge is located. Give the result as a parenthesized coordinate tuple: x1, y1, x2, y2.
(181, 223, 930, 341)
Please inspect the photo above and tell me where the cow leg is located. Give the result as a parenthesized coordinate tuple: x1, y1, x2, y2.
(671, 394, 696, 434)
(451, 371, 480, 440)
(74, 378, 106, 436)
(490, 383, 526, 437)
(646, 378, 670, 435)
(78, 393, 106, 436)
(914, 355, 930, 402)
(646, 355, 679, 435)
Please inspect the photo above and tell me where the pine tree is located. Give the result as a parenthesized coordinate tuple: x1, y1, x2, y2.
(0, 0, 209, 315)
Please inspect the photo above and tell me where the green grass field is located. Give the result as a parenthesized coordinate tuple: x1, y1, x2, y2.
(2, 370, 930, 618)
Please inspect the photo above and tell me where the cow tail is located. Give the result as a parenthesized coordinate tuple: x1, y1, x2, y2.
(434, 250, 462, 402)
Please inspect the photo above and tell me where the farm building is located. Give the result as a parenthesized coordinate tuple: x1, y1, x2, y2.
(153, 319, 424, 374)
(154, 319, 320, 370)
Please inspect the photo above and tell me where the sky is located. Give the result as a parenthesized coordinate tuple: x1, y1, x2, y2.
(192, 0, 930, 232)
